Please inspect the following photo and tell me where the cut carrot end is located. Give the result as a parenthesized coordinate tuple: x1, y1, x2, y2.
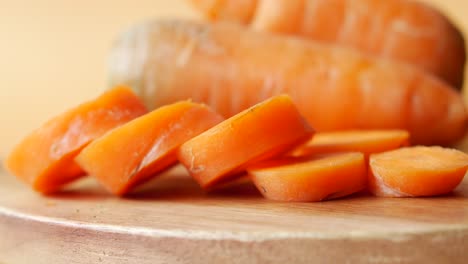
(75, 101, 223, 195)
(369, 146, 468, 197)
(178, 95, 315, 189)
(4, 86, 148, 193)
(248, 152, 367, 202)
(291, 130, 410, 158)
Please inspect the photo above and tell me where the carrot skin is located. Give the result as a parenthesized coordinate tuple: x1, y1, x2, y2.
(189, 0, 466, 88)
(109, 20, 467, 146)
(190, 0, 257, 24)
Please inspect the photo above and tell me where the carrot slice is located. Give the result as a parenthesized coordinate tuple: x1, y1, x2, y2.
(247, 153, 367, 202)
(292, 130, 410, 158)
(4, 86, 148, 193)
(75, 101, 223, 195)
(178, 95, 314, 189)
(369, 146, 468, 197)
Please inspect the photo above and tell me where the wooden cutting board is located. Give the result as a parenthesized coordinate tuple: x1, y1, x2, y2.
(1, 1, 468, 263)
(1, 164, 467, 264)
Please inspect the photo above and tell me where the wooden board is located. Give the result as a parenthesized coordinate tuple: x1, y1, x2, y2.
(1, 164, 468, 264)
(1, 1, 468, 263)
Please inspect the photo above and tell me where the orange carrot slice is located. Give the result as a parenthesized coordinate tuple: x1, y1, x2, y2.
(4, 86, 148, 193)
(292, 130, 410, 158)
(75, 101, 223, 195)
(247, 153, 367, 202)
(369, 146, 468, 197)
(178, 95, 314, 189)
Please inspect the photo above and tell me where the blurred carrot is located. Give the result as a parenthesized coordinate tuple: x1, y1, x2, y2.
(368, 146, 468, 197)
(75, 101, 223, 195)
(193, 0, 257, 23)
(109, 20, 467, 146)
(248, 152, 367, 202)
(292, 130, 410, 158)
(4, 87, 147, 193)
(189, 0, 466, 88)
(178, 95, 314, 189)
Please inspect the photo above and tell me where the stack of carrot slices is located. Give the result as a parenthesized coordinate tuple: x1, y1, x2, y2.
(4, 87, 148, 193)
(5, 87, 468, 201)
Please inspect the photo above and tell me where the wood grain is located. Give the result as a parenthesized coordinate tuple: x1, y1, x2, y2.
(0, 165, 467, 263)
(1, 0, 468, 263)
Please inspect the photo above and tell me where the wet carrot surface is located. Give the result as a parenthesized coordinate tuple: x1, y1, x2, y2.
(4, 87, 148, 193)
(369, 146, 468, 197)
(76, 101, 223, 195)
(292, 130, 410, 158)
(248, 152, 367, 202)
(178, 95, 314, 189)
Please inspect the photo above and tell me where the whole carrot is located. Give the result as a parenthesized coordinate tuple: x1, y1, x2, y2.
(109, 20, 467, 146)
(189, 0, 466, 88)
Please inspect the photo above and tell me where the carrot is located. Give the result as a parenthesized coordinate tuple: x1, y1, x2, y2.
(192, 0, 257, 24)
(4, 87, 148, 193)
(247, 152, 367, 202)
(177, 95, 314, 189)
(188, 0, 466, 88)
(75, 101, 223, 195)
(368, 146, 468, 197)
(109, 20, 467, 146)
(292, 130, 410, 158)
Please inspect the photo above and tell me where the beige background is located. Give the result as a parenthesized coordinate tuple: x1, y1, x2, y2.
(0, 0, 467, 158)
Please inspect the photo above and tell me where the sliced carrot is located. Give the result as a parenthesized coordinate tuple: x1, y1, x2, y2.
(75, 101, 223, 195)
(4, 86, 148, 193)
(177, 95, 314, 189)
(369, 146, 468, 197)
(247, 153, 367, 202)
(292, 130, 410, 158)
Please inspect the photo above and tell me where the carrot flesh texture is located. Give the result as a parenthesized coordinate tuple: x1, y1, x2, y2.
(369, 146, 468, 197)
(75, 101, 223, 195)
(248, 152, 367, 202)
(109, 21, 467, 146)
(177, 95, 314, 189)
(189, 0, 466, 88)
(292, 130, 410, 157)
(4, 87, 148, 193)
